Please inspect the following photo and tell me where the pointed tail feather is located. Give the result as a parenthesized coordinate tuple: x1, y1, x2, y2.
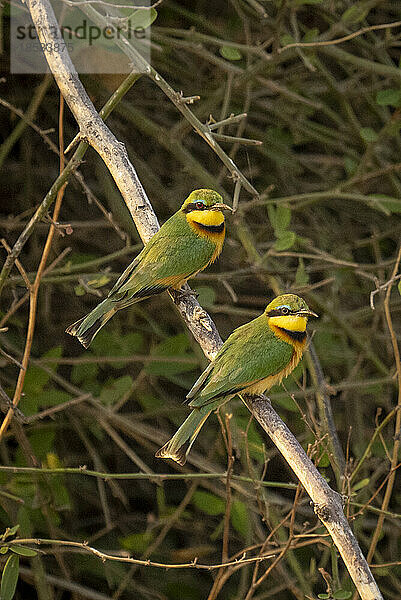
(155, 408, 211, 465)
(66, 299, 116, 348)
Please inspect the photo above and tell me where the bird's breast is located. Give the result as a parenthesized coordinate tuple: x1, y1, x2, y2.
(186, 210, 225, 263)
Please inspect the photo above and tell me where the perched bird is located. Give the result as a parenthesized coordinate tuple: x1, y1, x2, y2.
(66, 189, 231, 348)
(156, 294, 317, 465)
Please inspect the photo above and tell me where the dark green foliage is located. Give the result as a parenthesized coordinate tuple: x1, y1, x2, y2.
(1, 1, 401, 599)
(0, 555, 19, 600)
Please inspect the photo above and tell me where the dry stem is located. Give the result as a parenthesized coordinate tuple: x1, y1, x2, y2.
(0, 95, 66, 439)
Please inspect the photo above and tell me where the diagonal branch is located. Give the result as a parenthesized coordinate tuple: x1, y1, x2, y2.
(72, 1, 259, 198)
(18, 1, 383, 598)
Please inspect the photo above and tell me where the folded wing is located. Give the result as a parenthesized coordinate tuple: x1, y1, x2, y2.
(187, 317, 294, 408)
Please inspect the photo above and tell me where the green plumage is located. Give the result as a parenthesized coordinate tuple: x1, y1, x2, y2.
(66, 190, 226, 348)
(156, 294, 316, 465)
(187, 316, 293, 407)
(109, 210, 216, 301)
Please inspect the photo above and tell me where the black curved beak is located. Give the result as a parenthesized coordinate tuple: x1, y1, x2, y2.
(210, 203, 233, 212)
(297, 309, 319, 318)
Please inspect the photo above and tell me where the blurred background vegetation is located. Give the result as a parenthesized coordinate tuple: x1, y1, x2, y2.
(1, 0, 401, 598)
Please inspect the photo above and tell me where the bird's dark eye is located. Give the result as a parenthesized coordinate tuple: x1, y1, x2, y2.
(281, 307, 290, 315)
(195, 201, 204, 210)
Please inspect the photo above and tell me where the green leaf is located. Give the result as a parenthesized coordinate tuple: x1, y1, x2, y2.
(273, 393, 298, 412)
(86, 275, 111, 289)
(9, 545, 37, 557)
(68, 252, 98, 267)
(274, 231, 296, 251)
(219, 46, 242, 61)
(302, 28, 319, 43)
(23, 367, 50, 396)
(156, 487, 166, 517)
(342, 2, 371, 23)
(71, 361, 99, 386)
(280, 34, 295, 46)
(44, 346, 62, 367)
(120, 531, 154, 553)
(267, 205, 277, 231)
(146, 334, 197, 377)
(99, 376, 133, 406)
(368, 194, 401, 213)
(0, 554, 19, 600)
(193, 286, 216, 308)
(344, 156, 357, 176)
(294, 0, 323, 5)
(119, 332, 144, 353)
(318, 595, 330, 600)
(333, 591, 352, 600)
(376, 89, 401, 107)
(136, 393, 164, 414)
(23, 347, 62, 397)
(19, 430, 55, 462)
(192, 491, 225, 516)
(16, 509, 31, 539)
(318, 451, 330, 468)
(74, 285, 85, 296)
(0, 548, 8, 555)
(275, 205, 291, 232)
(352, 477, 370, 492)
(359, 127, 378, 143)
(36, 390, 72, 408)
(268, 203, 291, 235)
(398, 279, 401, 296)
(295, 258, 309, 286)
(130, 8, 158, 30)
(231, 500, 250, 538)
(45, 454, 71, 511)
(90, 331, 144, 369)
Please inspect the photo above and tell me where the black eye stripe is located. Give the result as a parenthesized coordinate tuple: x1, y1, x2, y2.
(267, 308, 295, 317)
(183, 202, 208, 213)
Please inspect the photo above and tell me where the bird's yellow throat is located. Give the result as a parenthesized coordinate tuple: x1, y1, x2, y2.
(186, 209, 225, 229)
(268, 314, 307, 332)
(268, 314, 308, 349)
(185, 209, 225, 264)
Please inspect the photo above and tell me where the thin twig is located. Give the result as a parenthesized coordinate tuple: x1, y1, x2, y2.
(279, 21, 401, 53)
(6, 537, 275, 570)
(77, 1, 259, 199)
(208, 113, 247, 130)
(366, 246, 401, 564)
(370, 274, 401, 309)
(0, 465, 297, 489)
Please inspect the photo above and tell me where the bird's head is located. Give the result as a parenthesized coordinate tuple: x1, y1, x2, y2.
(180, 190, 232, 262)
(181, 189, 232, 213)
(265, 294, 318, 340)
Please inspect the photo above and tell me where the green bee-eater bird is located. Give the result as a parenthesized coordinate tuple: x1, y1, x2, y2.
(66, 189, 231, 348)
(156, 294, 318, 465)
